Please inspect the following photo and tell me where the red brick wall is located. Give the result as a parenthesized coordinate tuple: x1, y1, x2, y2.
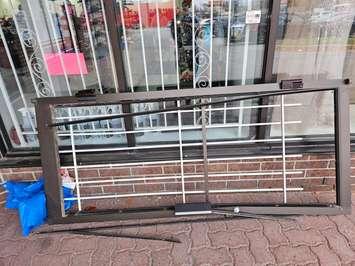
(0, 153, 347, 207)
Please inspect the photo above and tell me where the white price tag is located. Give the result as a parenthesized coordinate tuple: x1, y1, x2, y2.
(245, 10, 262, 24)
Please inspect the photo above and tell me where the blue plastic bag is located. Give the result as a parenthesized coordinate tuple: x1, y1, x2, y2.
(3, 177, 75, 236)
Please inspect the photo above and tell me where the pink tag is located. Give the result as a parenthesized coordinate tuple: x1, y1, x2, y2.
(45, 53, 88, 76)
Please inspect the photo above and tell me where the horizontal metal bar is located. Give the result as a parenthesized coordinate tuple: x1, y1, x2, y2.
(209, 188, 303, 193)
(236, 206, 348, 215)
(64, 154, 303, 169)
(78, 171, 303, 185)
(64, 187, 304, 201)
(49, 87, 335, 128)
(35, 80, 345, 106)
(55, 103, 302, 120)
(55, 121, 301, 137)
(59, 137, 303, 154)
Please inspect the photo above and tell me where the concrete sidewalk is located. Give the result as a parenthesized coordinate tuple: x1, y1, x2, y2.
(0, 193, 355, 265)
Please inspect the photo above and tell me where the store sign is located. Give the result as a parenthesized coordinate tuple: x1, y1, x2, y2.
(245, 10, 261, 24)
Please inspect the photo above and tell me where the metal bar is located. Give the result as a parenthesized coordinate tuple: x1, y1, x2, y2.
(35, 103, 64, 220)
(65, 229, 181, 243)
(0, 72, 26, 145)
(103, 0, 136, 147)
(103, 0, 128, 92)
(0, 25, 36, 133)
(64, 187, 303, 201)
(154, 0, 167, 126)
(201, 100, 209, 202)
(58, 137, 303, 154)
(100, 0, 119, 92)
(35, 80, 345, 105)
(117, 0, 134, 91)
(262, 0, 281, 83)
(63, 1, 86, 90)
(0, 115, 11, 153)
(137, 0, 149, 91)
(65, 190, 204, 201)
(257, 0, 282, 139)
(77, 171, 304, 184)
(43, 205, 346, 225)
(9, 2, 40, 97)
(173, 0, 185, 204)
(334, 87, 351, 211)
(64, 154, 303, 169)
(223, 0, 232, 123)
(82, 0, 103, 93)
(56, 121, 302, 137)
(48, 87, 333, 127)
(69, 124, 81, 211)
(209, 0, 213, 86)
(192, 0, 197, 126)
(44, 0, 72, 96)
(55, 103, 302, 121)
(281, 95, 287, 203)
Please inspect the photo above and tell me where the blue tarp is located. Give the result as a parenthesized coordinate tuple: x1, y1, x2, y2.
(3, 178, 74, 236)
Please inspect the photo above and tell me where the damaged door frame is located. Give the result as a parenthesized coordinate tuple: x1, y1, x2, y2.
(34, 80, 351, 224)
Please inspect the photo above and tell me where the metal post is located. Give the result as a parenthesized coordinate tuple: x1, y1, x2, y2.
(280, 95, 287, 203)
(201, 99, 209, 202)
(35, 103, 64, 220)
(334, 87, 351, 211)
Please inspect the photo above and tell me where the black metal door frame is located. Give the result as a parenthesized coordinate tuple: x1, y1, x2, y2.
(34, 80, 351, 224)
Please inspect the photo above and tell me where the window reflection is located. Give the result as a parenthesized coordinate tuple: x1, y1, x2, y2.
(272, 0, 355, 136)
(119, 0, 270, 91)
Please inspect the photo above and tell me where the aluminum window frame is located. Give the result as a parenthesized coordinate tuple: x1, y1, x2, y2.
(34, 80, 351, 224)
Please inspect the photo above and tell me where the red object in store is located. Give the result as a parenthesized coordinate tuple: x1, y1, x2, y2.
(123, 6, 173, 28)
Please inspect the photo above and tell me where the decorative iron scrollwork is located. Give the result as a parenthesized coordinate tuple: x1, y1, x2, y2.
(16, 11, 52, 97)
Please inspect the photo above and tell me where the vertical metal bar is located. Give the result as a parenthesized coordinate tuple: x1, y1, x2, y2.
(238, 0, 252, 137)
(192, 0, 197, 126)
(257, 0, 281, 139)
(35, 102, 65, 220)
(69, 124, 82, 211)
(334, 87, 351, 211)
(82, 0, 103, 94)
(0, 115, 12, 152)
(103, 0, 136, 147)
(192, 0, 196, 89)
(9, 1, 40, 97)
(136, 0, 153, 127)
(154, 0, 167, 126)
(100, 0, 119, 93)
(63, 1, 87, 90)
(137, 0, 149, 91)
(0, 25, 36, 133)
(44, 0, 72, 96)
(280, 95, 287, 203)
(208, 0, 214, 123)
(262, 0, 280, 82)
(173, 0, 185, 203)
(177, 100, 186, 203)
(0, 72, 26, 145)
(223, 0, 232, 124)
(117, 0, 134, 92)
(201, 99, 209, 202)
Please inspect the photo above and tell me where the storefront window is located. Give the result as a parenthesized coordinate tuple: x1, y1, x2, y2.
(272, 0, 355, 137)
(0, 0, 354, 154)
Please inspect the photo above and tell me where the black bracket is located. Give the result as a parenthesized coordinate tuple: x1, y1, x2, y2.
(280, 79, 303, 90)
